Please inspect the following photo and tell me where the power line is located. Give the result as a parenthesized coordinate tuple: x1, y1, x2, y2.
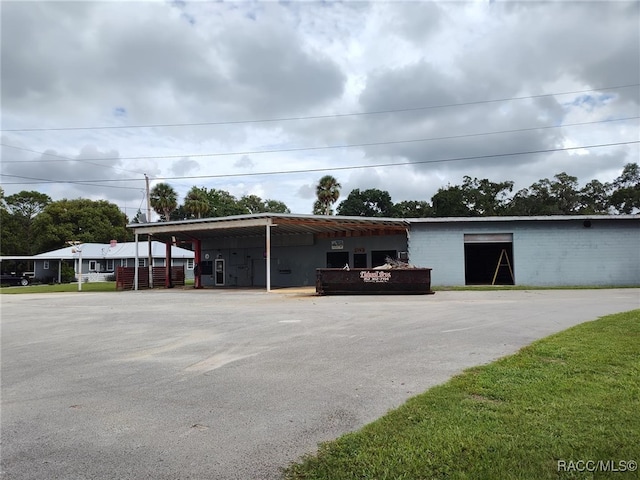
(0, 173, 144, 191)
(156, 141, 640, 181)
(0, 144, 149, 176)
(2, 83, 638, 133)
(2, 116, 637, 164)
(2, 140, 637, 186)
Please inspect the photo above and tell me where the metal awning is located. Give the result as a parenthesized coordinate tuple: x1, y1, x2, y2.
(127, 213, 409, 292)
(128, 213, 409, 241)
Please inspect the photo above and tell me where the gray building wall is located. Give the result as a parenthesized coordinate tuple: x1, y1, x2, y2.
(409, 218, 640, 287)
(201, 233, 408, 287)
(34, 260, 64, 283)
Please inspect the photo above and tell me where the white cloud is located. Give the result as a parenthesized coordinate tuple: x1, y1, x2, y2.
(1, 0, 638, 216)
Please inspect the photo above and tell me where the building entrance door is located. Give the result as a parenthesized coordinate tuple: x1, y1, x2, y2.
(215, 259, 225, 286)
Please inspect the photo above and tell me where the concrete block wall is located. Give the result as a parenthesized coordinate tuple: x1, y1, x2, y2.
(409, 218, 640, 287)
(511, 220, 639, 286)
(408, 225, 466, 286)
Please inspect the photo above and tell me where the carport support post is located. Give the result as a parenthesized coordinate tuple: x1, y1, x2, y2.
(148, 235, 153, 289)
(194, 239, 202, 289)
(266, 220, 272, 292)
(165, 241, 173, 288)
(134, 232, 139, 290)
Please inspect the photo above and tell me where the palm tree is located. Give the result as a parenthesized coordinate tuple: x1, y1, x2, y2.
(184, 187, 210, 219)
(150, 183, 178, 221)
(313, 175, 341, 215)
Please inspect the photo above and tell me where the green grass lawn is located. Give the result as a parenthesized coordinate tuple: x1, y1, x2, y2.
(433, 285, 639, 291)
(0, 281, 196, 294)
(284, 310, 640, 480)
(0, 282, 118, 294)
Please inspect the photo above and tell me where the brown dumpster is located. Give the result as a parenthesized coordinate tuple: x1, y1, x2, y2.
(316, 268, 434, 295)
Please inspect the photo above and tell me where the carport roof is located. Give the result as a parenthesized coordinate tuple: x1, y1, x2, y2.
(128, 213, 409, 241)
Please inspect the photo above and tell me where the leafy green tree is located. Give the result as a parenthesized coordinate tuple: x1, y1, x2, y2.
(578, 179, 612, 214)
(336, 188, 394, 217)
(239, 195, 290, 214)
(263, 199, 291, 214)
(2, 190, 52, 255)
(431, 185, 470, 217)
(550, 172, 580, 214)
(0, 208, 22, 255)
(239, 195, 269, 214)
(391, 200, 433, 218)
(150, 182, 178, 221)
(206, 189, 246, 217)
(184, 186, 211, 219)
(507, 173, 580, 215)
(313, 175, 341, 215)
(173, 188, 291, 219)
(609, 163, 640, 214)
(32, 198, 130, 252)
(507, 187, 540, 216)
(460, 176, 514, 216)
(4, 190, 51, 219)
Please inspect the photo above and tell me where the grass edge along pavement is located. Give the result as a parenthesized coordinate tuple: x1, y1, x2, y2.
(283, 309, 640, 480)
(2, 283, 638, 294)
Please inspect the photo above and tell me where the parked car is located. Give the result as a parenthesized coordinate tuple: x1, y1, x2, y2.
(0, 273, 30, 287)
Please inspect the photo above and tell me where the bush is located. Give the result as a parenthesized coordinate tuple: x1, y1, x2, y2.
(60, 263, 76, 283)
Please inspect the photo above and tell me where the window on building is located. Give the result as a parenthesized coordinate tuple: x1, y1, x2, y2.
(326, 252, 349, 268)
(106, 259, 114, 271)
(89, 260, 98, 271)
(138, 258, 147, 267)
(43, 260, 50, 270)
(187, 259, 194, 270)
(120, 258, 128, 267)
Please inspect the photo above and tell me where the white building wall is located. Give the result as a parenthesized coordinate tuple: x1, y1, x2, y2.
(409, 218, 640, 287)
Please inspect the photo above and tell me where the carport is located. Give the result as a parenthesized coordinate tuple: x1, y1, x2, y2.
(128, 213, 409, 291)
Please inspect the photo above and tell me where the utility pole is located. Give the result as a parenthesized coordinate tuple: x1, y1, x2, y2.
(68, 241, 83, 292)
(145, 174, 153, 288)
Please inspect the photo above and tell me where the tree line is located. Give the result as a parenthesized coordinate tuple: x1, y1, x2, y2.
(0, 186, 290, 256)
(317, 163, 640, 218)
(141, 185, 290, 223)
(1, 163, 637, 257)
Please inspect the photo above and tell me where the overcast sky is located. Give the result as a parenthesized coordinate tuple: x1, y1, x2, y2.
(1, 0, 638, 219)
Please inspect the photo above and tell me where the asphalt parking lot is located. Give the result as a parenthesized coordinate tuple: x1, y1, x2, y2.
(2, 288, 639, 480)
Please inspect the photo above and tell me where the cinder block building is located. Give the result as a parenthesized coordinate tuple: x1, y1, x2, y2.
(408, 216, 639, 287)
(128, 213, 639, 289)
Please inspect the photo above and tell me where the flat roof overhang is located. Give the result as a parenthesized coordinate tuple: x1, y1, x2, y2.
(128, 213, 410, 242)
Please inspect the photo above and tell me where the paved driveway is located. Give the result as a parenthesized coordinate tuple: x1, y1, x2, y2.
(2, 288, 638, 479)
